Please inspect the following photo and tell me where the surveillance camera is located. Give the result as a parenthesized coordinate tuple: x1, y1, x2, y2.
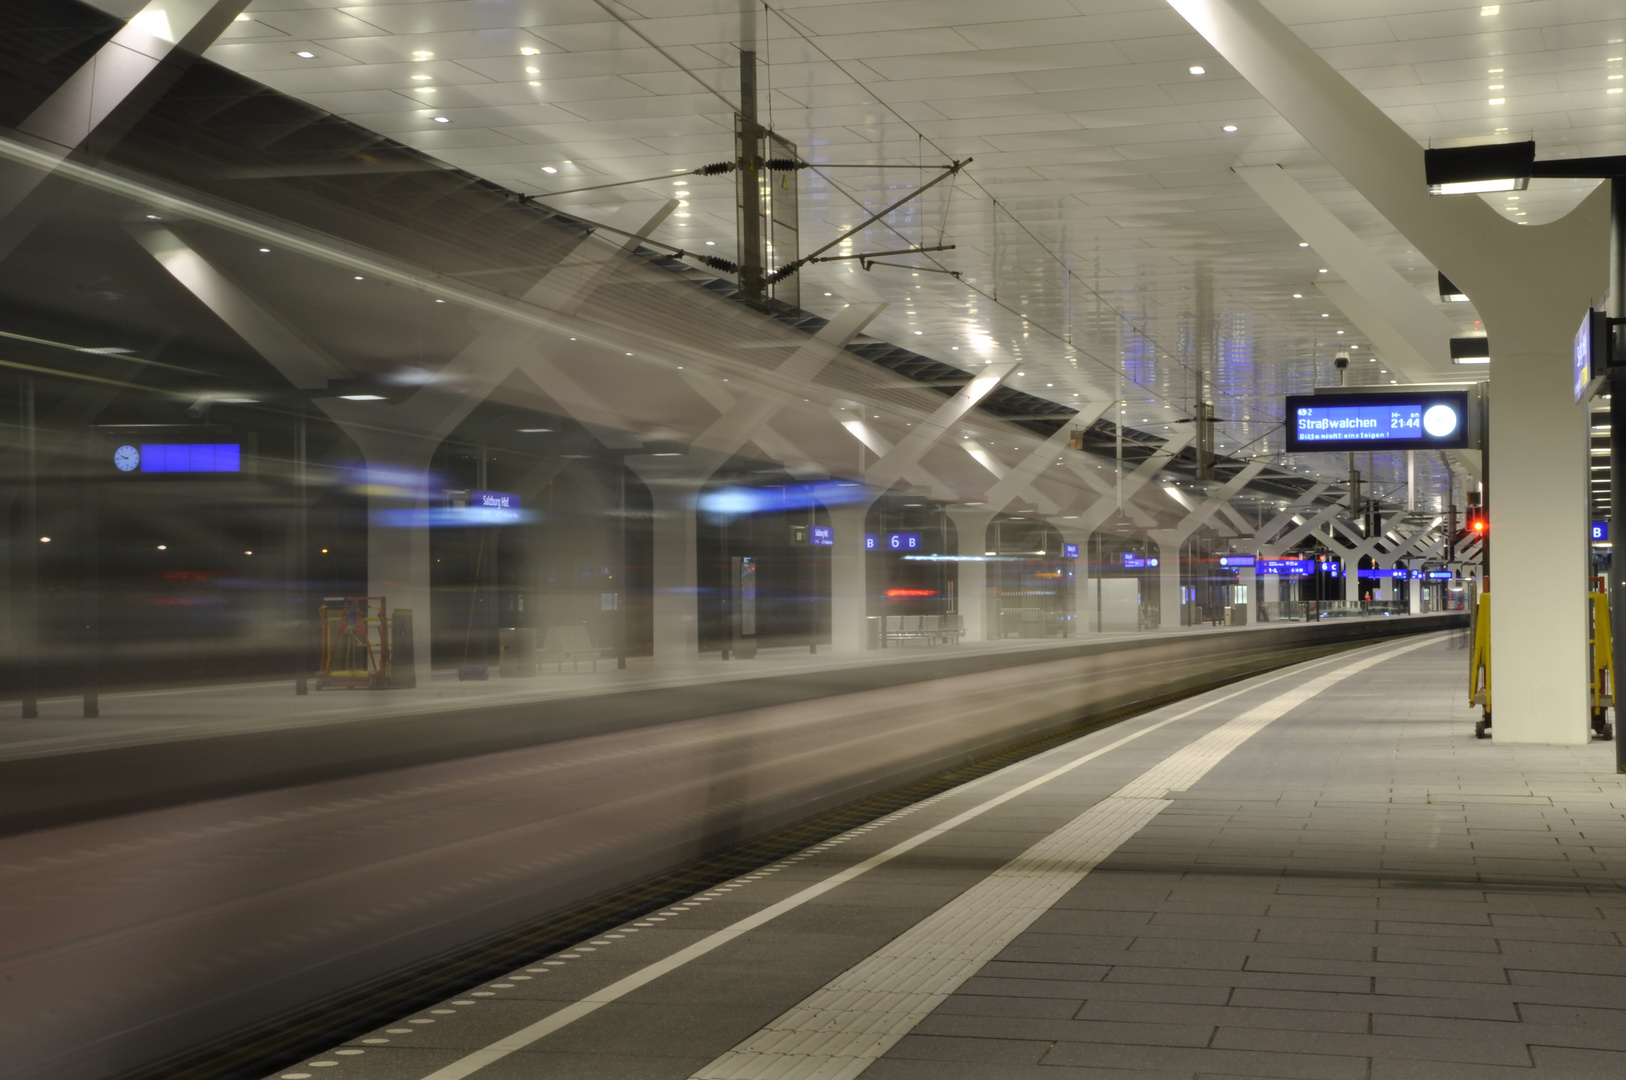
(1333, 352, 1349, 370)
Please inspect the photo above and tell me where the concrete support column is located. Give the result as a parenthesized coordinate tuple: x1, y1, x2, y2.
(1238, 565, 1257, 622)
(1154, 538, 1182, 629)
(1056, 525, 1091, 636)
(626, 459, 713, 667)
(346, 431, 433, 688)
(947, 508, 995, 644)
(1489, 354, 1589, 741)
(828, 503, 871, 653)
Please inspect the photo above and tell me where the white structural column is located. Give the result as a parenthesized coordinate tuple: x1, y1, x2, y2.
(1234, 166, 1457, 382)
(1170, 0, 1599, 741)
(829, 363, 1016, 652)
(130, 225, 490, 685)
(631, 302, 884, 665)
(132, 198, 674, 680)
(1148, 462, 1267, 627)
(0, 0, 248, 259)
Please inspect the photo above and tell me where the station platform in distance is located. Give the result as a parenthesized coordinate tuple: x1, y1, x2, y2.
(265, 632, 1626, 1080)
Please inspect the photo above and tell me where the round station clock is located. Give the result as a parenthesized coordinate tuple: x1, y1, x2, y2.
(114, 444, 140, 472)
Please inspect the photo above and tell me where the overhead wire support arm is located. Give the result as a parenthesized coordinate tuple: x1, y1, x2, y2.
(808, 244, 956, 263)
(766, 158, 971, 284)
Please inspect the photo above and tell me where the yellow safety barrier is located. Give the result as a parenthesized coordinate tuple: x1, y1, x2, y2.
(1469, 592, 1491, 739)
(1590, 591, 1615, 741)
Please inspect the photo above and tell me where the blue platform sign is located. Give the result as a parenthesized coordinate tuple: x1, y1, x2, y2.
(120, 442, 242, 474)
(865, 533, 878, 551)
(1218, 555, 1256, 568)
(1284, 390, 1471, 451)
(810, 525, 834, 546)
(1258, 559, 1313, 576)
(1062, 543, 1080, 560)
(1593, 521, 1609, 543)
(468, 490, 523, 524)
(1357, 568, 1408, 579)
(887, 532, 921, 551)
(1121, 552, 1160, 569)
(1427, 570, 1454, 579)
(1577, 309, 1607, 403)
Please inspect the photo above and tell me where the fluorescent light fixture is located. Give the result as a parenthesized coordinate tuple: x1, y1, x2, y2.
(1424, 141, 1534, 195)
(339, 394, 386, 401)
(1222, 124, 1238, 132)
(1188, 65, 1205, 74)
(1450, 337, 1491, 364)
(295, 51, 316, 59)
(433, 116, 450, 123)
(541, 166, 557, 173)
(517, 428, 552, 433)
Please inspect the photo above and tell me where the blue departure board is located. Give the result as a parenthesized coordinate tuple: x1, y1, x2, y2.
(1283, 390, 1472, 452)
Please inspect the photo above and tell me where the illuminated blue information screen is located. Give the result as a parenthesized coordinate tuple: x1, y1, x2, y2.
(1063, 543, 1080, 560)
(1218, 555, 1255, 568)
(139, 443, 241, 473)
(1294, 401, 1424, 442)
(810, 525, 834, 546)
(1284, 391, 1471, 452)
(1258, 559, 1313, 576)
(887, 532, 921, 551)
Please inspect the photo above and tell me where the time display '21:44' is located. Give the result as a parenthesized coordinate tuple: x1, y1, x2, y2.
(1390, 406, 1422, 432)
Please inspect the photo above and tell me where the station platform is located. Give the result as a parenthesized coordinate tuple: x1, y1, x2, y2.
(0, 613, 1469, 1080)
(0, 614, 1455, 834)
(264, 632, 1626, 1080)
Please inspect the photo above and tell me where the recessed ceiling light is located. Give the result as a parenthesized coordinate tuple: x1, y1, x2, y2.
(295, 51, 316, 59)
(1318, 268, 1328, 273)
(259, 247, 270, 253)
(340, 394, 385, 401)
(520, 47, 541, 56)
(1292, 293, 1302, 298)
(1489, 97, 1505, 105)
(433, 116, 450, 123)
(1222, 124, 1238, 132)
(517, 428, 552, 433)
(354, 275, 364, 280)
(823, 291, 831, 295)
(1320, 313, 1329, 317)
(411, 74, 431, 80)
(1188, 65, 1206, 75)
(706, 241, 716, 246)
(1298, 242, 1309, 247)
(412, 50, 434, 59)
(234, 12, 250, 20)
(541, 166, 557, 173)
(1480, 4, 1498, 14)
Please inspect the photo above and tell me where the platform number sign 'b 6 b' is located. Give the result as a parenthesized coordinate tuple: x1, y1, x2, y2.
(887, 532, 921, 551)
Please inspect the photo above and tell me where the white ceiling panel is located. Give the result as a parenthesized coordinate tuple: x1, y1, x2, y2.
(202, 0, 1626, 496)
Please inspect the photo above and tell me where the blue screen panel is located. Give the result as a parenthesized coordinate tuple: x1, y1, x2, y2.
(140, 443, 243, 473)
(1283, 391, 1471, 451)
